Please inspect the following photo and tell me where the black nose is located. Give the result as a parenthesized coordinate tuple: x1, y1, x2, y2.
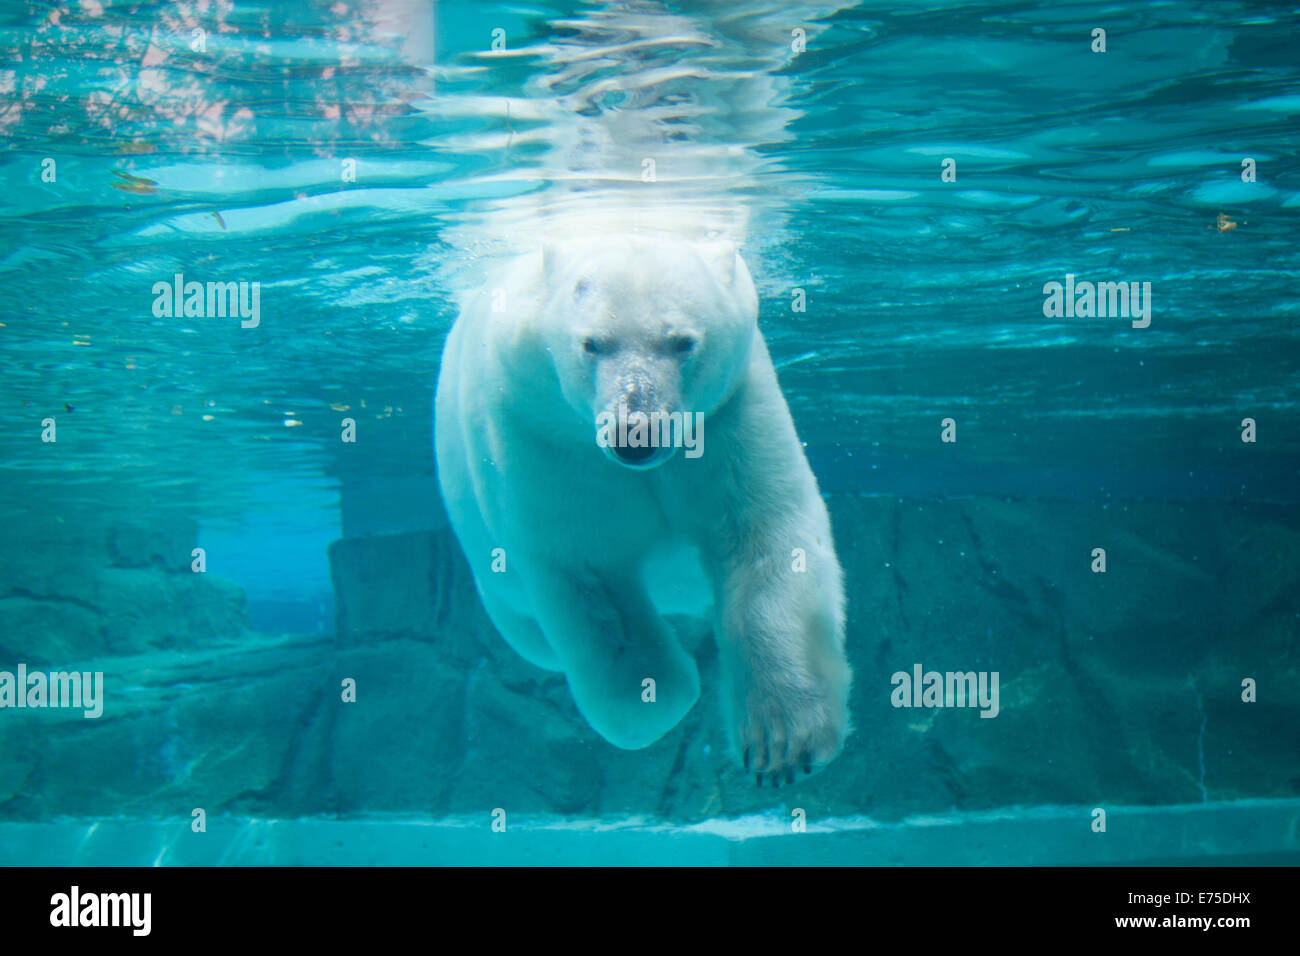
(613, 442, 657, 464)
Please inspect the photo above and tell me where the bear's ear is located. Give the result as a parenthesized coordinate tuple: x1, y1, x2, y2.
(698, 239, 738, 286)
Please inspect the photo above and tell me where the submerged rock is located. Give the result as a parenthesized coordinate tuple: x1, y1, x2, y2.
(2, 498, 1296, 824)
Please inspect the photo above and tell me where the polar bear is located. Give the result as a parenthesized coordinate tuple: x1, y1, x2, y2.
(435, 233, 850, 783)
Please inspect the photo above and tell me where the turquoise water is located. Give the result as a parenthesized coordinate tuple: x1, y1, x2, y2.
(1, 0, 1298, 865)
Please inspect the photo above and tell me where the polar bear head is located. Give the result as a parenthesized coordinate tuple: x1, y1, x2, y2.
(537, 234, 759, 469)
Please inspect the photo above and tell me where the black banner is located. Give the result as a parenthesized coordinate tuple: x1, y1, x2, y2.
(0, 865, 1288, 942)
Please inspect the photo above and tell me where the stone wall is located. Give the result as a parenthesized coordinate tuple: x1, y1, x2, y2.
(0, 517, 246, 663)
(2, 496, 1296, 823)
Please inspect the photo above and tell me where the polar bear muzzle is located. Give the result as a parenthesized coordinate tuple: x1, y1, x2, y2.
(594, 384, 681, 471)
(596, 406, 680, 470)
(608, 439, 674, 469)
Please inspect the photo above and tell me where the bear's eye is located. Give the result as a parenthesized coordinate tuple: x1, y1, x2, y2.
(574, 279, 591, 299)
(669, 334, 697, 355)
(582, 337, 603, 356)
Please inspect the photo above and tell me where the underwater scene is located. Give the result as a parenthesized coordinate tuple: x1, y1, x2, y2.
(1, 0, 1298, 867)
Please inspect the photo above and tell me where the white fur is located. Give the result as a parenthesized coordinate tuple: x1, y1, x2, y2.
(435, 233, 850, 776)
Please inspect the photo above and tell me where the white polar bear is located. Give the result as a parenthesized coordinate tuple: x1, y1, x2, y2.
(435, 233, 850, 783)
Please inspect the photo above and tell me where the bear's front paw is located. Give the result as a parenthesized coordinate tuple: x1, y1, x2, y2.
(736, 678, 847, 787)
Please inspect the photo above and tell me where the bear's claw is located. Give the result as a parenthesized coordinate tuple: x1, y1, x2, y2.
(751, 761, 808, 788)
(736, 687, 847, 785)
